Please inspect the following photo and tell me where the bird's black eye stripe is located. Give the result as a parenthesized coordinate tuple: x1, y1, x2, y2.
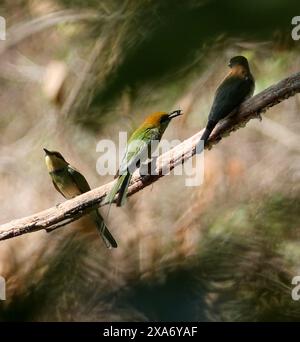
(52, 152, 64, 160)
(160, 115, 169, 123)
(53, 152, 61, 158)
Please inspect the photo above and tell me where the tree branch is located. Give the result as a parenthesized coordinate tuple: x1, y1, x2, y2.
(0, 71, 299, 241)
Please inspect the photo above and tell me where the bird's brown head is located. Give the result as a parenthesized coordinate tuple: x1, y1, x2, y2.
(228, 56, 250, 70)
(144, 110, 182, 129)
(44, 148, 68, 172)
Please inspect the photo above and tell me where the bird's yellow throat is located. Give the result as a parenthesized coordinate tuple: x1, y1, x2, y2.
(45, 154, 67, 172)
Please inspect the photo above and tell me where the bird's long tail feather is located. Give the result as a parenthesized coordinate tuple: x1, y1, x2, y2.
(100, 173, 131, 248)
(105, 173, 129, 205)
(93, 211, 118, 248)
(116, 173, 132, 207)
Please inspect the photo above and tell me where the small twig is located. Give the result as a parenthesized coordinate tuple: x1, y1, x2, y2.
(250, 116, 300, 152)
(45, 212, 87, 233)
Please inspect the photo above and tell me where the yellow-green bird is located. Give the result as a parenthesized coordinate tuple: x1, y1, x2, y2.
(105, 110, 182, 207)
(44, 148, 117, 248)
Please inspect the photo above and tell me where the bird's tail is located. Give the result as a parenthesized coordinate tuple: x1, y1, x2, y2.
(116, 173, 132, 207)
(105, 172, 132, 207)
(92, 210, 118, 249)
(200, 120, 217, 145)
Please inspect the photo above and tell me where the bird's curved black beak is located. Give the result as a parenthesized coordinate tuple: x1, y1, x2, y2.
(228, 62, 232, 68)
(43, 148, 50, 155)
(168, 109, 182, 119)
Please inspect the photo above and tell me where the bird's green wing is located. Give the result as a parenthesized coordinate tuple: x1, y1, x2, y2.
(106, 126, 159, 206)
(52, 179, 66, 198)
(67, 165, 91, 193)
(119, 127, 160, 175)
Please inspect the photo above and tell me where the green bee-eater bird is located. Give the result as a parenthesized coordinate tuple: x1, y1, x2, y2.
(105, 110, 182, 207)
(200, 56, 255, 144)
(44, 148, 117, 249)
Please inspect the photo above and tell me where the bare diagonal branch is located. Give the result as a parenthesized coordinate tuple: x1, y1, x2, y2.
(0, 71, 299, 241)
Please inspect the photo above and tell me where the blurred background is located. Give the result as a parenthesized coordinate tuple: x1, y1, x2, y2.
(0, 0, 299, 321)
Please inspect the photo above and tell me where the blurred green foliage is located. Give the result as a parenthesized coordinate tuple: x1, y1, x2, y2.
(53, 0, 300, 126)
